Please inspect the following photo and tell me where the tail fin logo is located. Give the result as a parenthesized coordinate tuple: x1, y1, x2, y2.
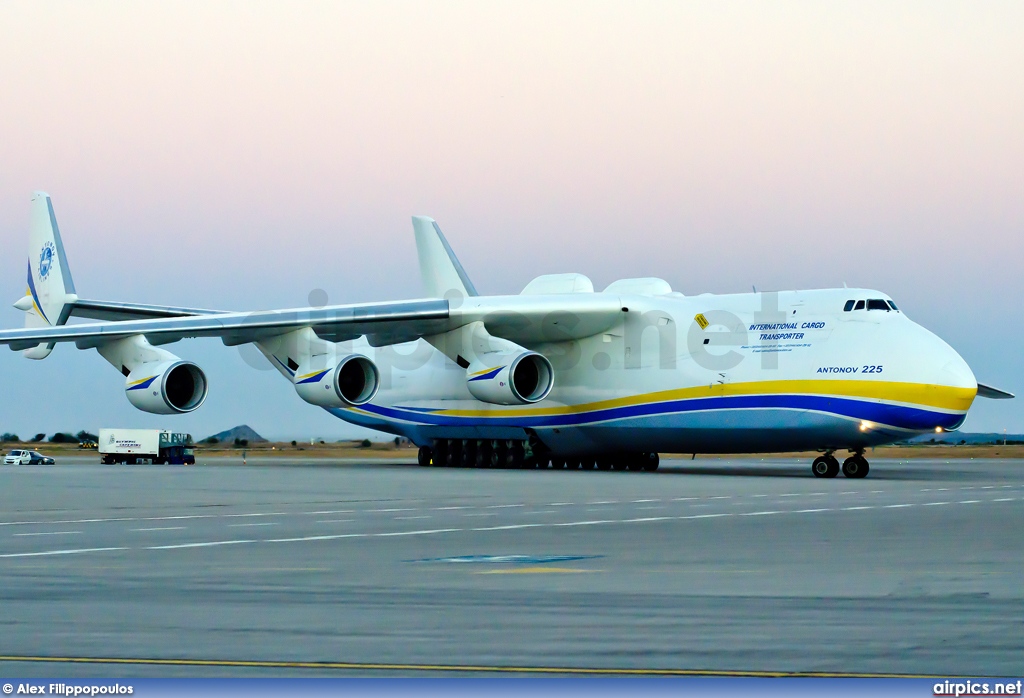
(38, 242, 55, 279)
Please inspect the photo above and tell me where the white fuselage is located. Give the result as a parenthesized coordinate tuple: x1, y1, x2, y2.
(265, 287, 977, 456)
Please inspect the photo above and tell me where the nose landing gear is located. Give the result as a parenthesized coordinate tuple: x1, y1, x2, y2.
(841, 454, 869, 478)
(811, 454, 840, 478)
(811, 451, 869, 478)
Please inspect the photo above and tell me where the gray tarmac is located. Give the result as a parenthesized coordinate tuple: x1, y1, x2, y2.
(0, 455, 1022, 677)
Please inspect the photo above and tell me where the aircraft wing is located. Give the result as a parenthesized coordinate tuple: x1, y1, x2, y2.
(66, 298, 223, 321)
(0, 294, 624, 351)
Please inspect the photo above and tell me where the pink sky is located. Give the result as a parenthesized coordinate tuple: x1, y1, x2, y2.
(0, 1, 1021, 437)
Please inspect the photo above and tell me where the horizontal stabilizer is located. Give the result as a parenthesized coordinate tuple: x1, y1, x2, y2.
(977, 383, 1015, 400)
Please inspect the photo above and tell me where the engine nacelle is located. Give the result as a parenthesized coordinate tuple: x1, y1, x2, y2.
(125, 360, 208, 415)
(294, 354, 380, 408)
(466, 351, 554, 405)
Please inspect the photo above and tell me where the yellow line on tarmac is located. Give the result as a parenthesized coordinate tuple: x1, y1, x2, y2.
(0, 655, 940, 677)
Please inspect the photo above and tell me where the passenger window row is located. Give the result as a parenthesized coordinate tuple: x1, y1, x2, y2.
(843, 299, 898, 312)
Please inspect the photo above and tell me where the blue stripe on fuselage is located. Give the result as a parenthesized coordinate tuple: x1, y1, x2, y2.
(353, 393, 964, 432)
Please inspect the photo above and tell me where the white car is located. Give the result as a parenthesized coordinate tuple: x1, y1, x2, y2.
(3, 450, 55, 465)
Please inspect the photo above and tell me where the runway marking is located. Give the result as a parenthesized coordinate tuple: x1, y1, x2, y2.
(922, 502, 950, 506)
(0, 654, 943, 677)
(374, 528, 460, 538)
(435, 506, 470, 510)
(395, 515, 430, 520)
(12, 531, 81, 537)
(147, 540, 255, 550)
(476, 567, 597, 575)
(884, 504, 914, 509)
(130, 527, 186, 531)
(370, 508, 415, 513)
(461, 513, 496, 518)
(228, 523, 278, 527)
(4, 497, 1019, 558)
(485, 504, 523, 509)
(632, 499, 659, 503)
(0, 547, 126, 558)
(549, 502, 573, 506)
(316, 519, 354, 523)
(588, 501, 617, 505)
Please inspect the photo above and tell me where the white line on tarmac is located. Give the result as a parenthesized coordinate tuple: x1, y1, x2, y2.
(12, 531, 81, 537)
(4, 497, 1018, 559)
(131, 527, 186, 531)
(0, 547, 127, 558)
(148, 540, 255, 550)
(316, 519, 354, 524)
(228, 522, 279, 527)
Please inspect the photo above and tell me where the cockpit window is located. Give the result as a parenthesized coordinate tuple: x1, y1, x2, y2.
(867, 299, 890, 311)
(854, 300, 865, 310)
(843, 300, 855, 312)
(887, 300, 898, 310)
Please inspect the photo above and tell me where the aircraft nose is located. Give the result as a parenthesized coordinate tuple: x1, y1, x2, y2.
(936, 341, 977, 394)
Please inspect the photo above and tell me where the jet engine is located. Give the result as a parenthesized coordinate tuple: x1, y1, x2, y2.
(294, 354, 380, 408)
(125, 360, 208, 415)
(466, 351, 554, 405)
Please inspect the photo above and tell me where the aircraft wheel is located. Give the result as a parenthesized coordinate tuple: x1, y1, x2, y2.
(418, 446, 432, 467)
(475, 442, 491, 468)
(842, 455, 869, 479)
(445, 441, 460, 467)
(811, 455, 839, 478)
(642, 453, 660, 472)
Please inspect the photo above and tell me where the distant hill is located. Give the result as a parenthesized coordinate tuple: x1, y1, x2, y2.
(204, 425, 268, 444)
(904, 432, 1024, 445)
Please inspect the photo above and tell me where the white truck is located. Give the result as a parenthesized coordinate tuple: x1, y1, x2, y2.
(98, 429, 196, 465)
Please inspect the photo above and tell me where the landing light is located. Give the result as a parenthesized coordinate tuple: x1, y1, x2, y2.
(859, 421, 872, 432)
(935, 426, 944, 433)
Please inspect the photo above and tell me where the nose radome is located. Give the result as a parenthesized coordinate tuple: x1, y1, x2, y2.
(939, 348, 977, 393)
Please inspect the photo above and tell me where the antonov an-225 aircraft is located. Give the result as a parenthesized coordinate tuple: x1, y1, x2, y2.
(2, 193, 1014, 478)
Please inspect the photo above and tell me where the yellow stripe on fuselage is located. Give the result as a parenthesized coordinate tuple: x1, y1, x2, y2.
(419, 379, 976, 418)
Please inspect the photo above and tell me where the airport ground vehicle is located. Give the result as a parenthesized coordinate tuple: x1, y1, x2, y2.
(3, 449, 55, 465)
(98, 428, 195, 465)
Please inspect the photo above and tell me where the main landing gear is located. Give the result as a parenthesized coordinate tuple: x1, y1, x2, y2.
(811, 451, 869, 479)
(417, 440, 659, 472)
